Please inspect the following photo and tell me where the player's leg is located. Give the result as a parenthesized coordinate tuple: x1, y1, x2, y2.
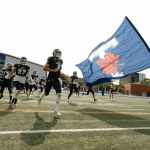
(9, 82, 23, 109)
(67, 84, 73, 101)
(38, 80, 51, 104)
(90, 88, 97, 102)
(111, 90, 114, 100)
(53, 78, 62, 118)
(0, 82, 5, 99)
(24, 82, 29, 96)
(32, 84, 37, 96)
(7, 80, 13, 103)
(86, 88, 90, 95)
(109, 89, 112, 99)
(75, 85, 79, 96)
(26, 84, 33, 99)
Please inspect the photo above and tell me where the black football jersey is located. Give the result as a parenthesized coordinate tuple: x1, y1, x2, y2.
(14, 64, 30, 77)
(70, 75, 78, 84)
(46, 56, 63, 78)
(0, 70, 5, 81)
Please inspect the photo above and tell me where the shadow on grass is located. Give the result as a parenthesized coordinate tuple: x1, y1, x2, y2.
(68, 102, 78, 106)
(20, 97, 34, 101)
(0, 105, 14, 117)
(0, 111, 11, 117)
(20, 112, 58, 146)
(77, 108, 150, 135)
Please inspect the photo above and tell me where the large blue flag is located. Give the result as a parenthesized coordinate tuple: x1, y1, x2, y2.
(76, 17, 150, 85)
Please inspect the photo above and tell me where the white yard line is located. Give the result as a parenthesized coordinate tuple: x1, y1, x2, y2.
(0, 127, 150, 135)
(0, 101, 135, 107)
(124, 109, 145, 111)
(59, 119, 150, 123)
(0, 109, 150, 115)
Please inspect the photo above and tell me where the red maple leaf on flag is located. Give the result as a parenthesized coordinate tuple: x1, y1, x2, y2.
(96, 52, 120, 75)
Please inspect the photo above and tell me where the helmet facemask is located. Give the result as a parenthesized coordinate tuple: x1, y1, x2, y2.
(73, 71, 77, 77)
(53, 49, 62, 59)
(20, 57, 27, 65)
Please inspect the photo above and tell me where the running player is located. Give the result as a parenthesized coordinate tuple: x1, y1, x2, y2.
(26, 71, 38, 98)
(0, 63, 15, 103)
(39, 49, 63, 118)
(9, 57, 30, 109)
(67, 71, 79, 103)
(86, 84, 97, 102)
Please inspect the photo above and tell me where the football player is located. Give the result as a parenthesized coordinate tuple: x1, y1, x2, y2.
(0, 63, 15, 102)
(86, 84, 97, 102)
(9, 57, 30, 109)
(109, 82, 114, 100)
(37, 78, 46, 94)
(26, 71, 38, 98)
(39, 49, 63, 118)
(67, 71, 79, 102)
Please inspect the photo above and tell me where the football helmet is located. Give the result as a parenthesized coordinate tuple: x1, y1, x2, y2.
(53, 49, 62, 58)
(20, 57, 27, 65)
(6, 63, 12, 68)
(3, 63, 12, 70)
(73, 71, 77, 77)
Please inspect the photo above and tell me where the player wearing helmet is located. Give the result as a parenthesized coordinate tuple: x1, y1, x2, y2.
(9, 57, 30, 109)
(67, 71, 79, 102)
(39, 49, 63, 118)
(26, 71, 38, 98)
(0, 63, 15, 102)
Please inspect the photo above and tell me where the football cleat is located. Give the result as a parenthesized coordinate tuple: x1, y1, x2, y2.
(53, 111, 61, 119)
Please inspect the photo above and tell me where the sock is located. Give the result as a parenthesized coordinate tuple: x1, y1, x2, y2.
(12, 98, 17, 104)
(10, 96, 12, 101)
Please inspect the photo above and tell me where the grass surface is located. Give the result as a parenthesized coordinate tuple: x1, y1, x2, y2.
(0, 92, 150, 150)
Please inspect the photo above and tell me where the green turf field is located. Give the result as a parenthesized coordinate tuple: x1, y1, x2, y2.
(1, 92, 150, 150)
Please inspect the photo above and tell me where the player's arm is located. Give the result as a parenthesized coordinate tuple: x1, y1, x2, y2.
(69, 76, 73, 83)
(11, 65, 16, 77)
(43, 64, 60, 72)
(9, 72, 15, 80)
(25, 67, 30, 81)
